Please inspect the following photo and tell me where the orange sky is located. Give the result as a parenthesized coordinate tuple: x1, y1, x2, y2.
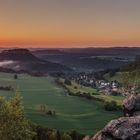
(0, 0, 140, 48)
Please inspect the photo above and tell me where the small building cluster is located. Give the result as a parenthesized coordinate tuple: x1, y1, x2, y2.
(65, 73, 121, 96)
(96, 80, 121, 95)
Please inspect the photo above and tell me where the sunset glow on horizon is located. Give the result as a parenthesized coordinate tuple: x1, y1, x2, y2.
(0, 0, 140, 48)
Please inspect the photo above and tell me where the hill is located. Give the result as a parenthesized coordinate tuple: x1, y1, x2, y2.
(0, 49, 40, 61)
(63, 47, 140, 56)
(32, 47, 140, 71)
(34, 52, 128, 72)
(32, 49, 63, 55)
(0, 49, 71, 72)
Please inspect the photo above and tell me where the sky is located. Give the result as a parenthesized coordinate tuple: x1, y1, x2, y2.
(0, 0, 140, 48)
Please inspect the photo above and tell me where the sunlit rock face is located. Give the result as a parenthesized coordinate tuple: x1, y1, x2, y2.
(84, 94, 140, 140)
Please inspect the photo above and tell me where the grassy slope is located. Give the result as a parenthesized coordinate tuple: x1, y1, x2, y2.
(0, 73, 122, 134)
(104, 72, 123, 82)
(104, 72, 140, 84)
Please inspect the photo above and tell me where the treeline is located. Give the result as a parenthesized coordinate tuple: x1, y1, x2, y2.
(50, 68, 119, 80)
(32, 124, 84, 140)
(67, 91, 122, 111)
(0, 86, 13, 91)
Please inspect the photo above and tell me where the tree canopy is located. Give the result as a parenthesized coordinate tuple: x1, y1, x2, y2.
(0, 94, 35, 140)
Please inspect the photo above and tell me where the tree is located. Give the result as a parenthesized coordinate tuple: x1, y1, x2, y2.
(0, 94, 35, 140)
(61, 133, 72, 140)
(14, 74, 18, 79)
(64, 79, 72, 86)
(69, 130, 84, 140)
(104, 101, 118, 111)
(49, 131, 57, 140)
(40, 104, 46, 113)
(56, 130, 61, 140)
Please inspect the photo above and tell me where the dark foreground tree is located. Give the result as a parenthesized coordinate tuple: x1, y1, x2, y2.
(0, 94, 35, 140)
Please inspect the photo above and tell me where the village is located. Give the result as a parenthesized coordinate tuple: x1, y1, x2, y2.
(65, 72, 122, 96)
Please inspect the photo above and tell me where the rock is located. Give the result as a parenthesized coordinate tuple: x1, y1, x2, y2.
(123, 94, 140, 116)
(85, 94, 140, 140)
(82, 136, 91, 140)
(90, 116, 140, 140)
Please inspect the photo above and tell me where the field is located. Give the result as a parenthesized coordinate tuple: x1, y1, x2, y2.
(59, 78, 125, 106)
(0, 73, 122, 134)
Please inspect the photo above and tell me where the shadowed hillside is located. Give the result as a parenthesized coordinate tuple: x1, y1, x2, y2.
(0, 49, 72, 72)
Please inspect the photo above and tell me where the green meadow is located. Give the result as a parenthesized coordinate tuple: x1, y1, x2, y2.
(0, 73, 122, 134)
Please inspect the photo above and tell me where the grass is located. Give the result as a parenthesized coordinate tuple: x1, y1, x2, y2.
(0, 73, 122, 134)
(59, 78, 124, 106)
(105, 71, 140, 85)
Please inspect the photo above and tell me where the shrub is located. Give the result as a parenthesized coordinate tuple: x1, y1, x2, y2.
(64, 79, 72, 86)
(69, 130, 85, 140)
(46, 110, 56, 116)
(104, 101, 118, 111)
(14, 74, 18, 79)
(111, 91, 121, 96)
(61, 133, 72, 140)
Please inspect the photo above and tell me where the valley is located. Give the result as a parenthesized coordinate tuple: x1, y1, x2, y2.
(1, 0, 140, 139)
(0, 47, 139, 139)
(0, 73, 121, 134)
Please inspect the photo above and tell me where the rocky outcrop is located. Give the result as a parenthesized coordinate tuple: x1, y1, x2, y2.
(123, 94, 140, 117)
(92, 116, 140, 140)
(84, 94, 140, 140)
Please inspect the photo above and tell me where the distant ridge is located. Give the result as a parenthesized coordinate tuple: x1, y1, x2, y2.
(32, 49, 63, 55)
(64, 47, 140, 55)
(34, 48, 132, 71)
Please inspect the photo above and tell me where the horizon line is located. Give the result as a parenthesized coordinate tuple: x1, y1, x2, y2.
(0, 46, 140, 50)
